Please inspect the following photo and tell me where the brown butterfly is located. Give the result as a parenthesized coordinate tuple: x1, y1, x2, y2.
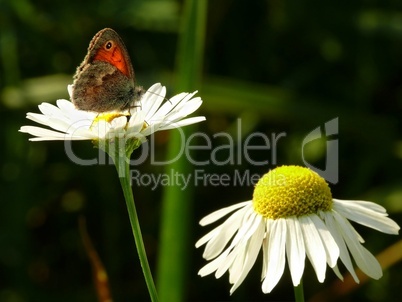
(72, 28, 144, 112)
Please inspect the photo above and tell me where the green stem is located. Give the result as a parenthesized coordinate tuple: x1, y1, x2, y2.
(156, 1, 207, 301)
(116, 156, 159, 302)
(293, 279, 305, 302)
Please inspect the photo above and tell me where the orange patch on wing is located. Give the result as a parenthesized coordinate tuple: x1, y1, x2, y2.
(93, 46, 130, 77)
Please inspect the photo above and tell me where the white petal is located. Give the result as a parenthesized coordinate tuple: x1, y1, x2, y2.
(196, 227, 223, 251)
(93, 120, 111, 139)
(150, 92, 198, 124)
(26, 112, 51, 127)
(19, 126, 88, 140)
(204, 208, 258, 278)
(228, 244, 248, 285)
(152, 119, 181, 130)
(331, 264, 344, 281)
(174, 94, 200, 113)
(140, 121, 163, 137)
(128, 111, 145, 129)
(167, 92, 194, 110)
(199, 201, 251, 226)
(67, 84, 73, 97)
(323, 211, 359, 282)
(229, 216, 264, 294)
(151, 92, 189, 118)
(198, 249, 231, 277)
(110, 116, 128, 131)
(67, 119, 94, 134)
(47, 117, 82, 134)
(333, 199, 400, 234)
(216, 211, 261, 278)
(299, 215, 327, 282)
(22, 98, 98, 141)
(126, 121, 145, 139)
(158, 116, 206, 130)
(143, 85, 166, 120)
(220, 244, 248, 284)
(38, 102, 62, 116)
(261, 218, 287, 293)
(260, 221, 271, 282)
(163, 98, 202, 122)
(163, 94, 199, 117)
(285, 217, 306, 286)
(311, 213, 339, 267)
(332, 211, 383, 279)
(56, 99, 75, 111)
(334, 198, 387, 213)
(199, 208, 246, 259)
(225, 207, 260, 251)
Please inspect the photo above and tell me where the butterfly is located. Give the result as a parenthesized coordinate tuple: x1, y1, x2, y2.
(71, 28, 144, 112)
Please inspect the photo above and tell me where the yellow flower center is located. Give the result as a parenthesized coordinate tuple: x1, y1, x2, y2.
(90, 112, 148, 131)
(92, 112, 129, 125)
(252, 165, 333, 219)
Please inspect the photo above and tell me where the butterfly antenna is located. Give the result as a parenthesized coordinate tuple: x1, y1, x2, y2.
(146, 89, 172, 104)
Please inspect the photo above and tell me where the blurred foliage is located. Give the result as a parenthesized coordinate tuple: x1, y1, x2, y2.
(1, 0, 402, 301)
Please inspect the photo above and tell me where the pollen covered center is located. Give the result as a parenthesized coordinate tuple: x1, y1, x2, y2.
(252, 165, 333, 219)
(92, 112, 129, 125)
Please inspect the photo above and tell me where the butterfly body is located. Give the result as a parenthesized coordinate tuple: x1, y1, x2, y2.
(72, 28, 143, 112)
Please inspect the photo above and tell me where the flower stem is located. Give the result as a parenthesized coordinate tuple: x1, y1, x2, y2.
(117, 158, 159, 302)
(156, 0, 207, 301)
(294, 279, 305, 302)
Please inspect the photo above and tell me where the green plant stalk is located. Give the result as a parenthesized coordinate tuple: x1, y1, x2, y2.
(294, 279, 305, 302)
(156, 129, 192, 302)
(156, 0, 207, 301)
(118, 162, 158, 302)
(102, 137, 159, 302)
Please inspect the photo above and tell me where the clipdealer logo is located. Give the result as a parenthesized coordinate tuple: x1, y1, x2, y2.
(130, 169, 264, 191)
(64, 118, 287, 167)
(302, 118, 339, 184)
(63, 117, 339, 185)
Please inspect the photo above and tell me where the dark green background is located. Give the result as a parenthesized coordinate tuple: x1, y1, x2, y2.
(1, 0, 402, 301)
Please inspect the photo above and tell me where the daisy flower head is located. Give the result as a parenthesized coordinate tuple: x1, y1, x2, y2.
(19, 83, 205, 144)
(196, 165, 399, 295)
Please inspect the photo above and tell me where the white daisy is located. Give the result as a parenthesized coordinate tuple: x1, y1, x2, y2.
(196, 165, 400, 295)
(19, 83, 205, 142)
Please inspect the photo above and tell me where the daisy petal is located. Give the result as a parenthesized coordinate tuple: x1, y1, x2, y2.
(299, 215, 327, 282)
(311, 214, 339, 267)
(332, 211, 382, 279)
(158, 116, 206, 130)
(200, 207, 247, 259)
(20, 126, 71, 140)
(229, 216, 264, 294)
(216, 210, 262, 278)
(143, 84, 166, 120)
(199, 201, 251, 226)
(285, 217, 306, 286)
(333, 199, 400, 234)
(323, 211, 359, 282)
(262, 218, 287, 293)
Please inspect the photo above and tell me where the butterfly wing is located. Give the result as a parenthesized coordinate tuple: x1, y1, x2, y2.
(72, 28, 141, 112)
(72, 60, 136, 112)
